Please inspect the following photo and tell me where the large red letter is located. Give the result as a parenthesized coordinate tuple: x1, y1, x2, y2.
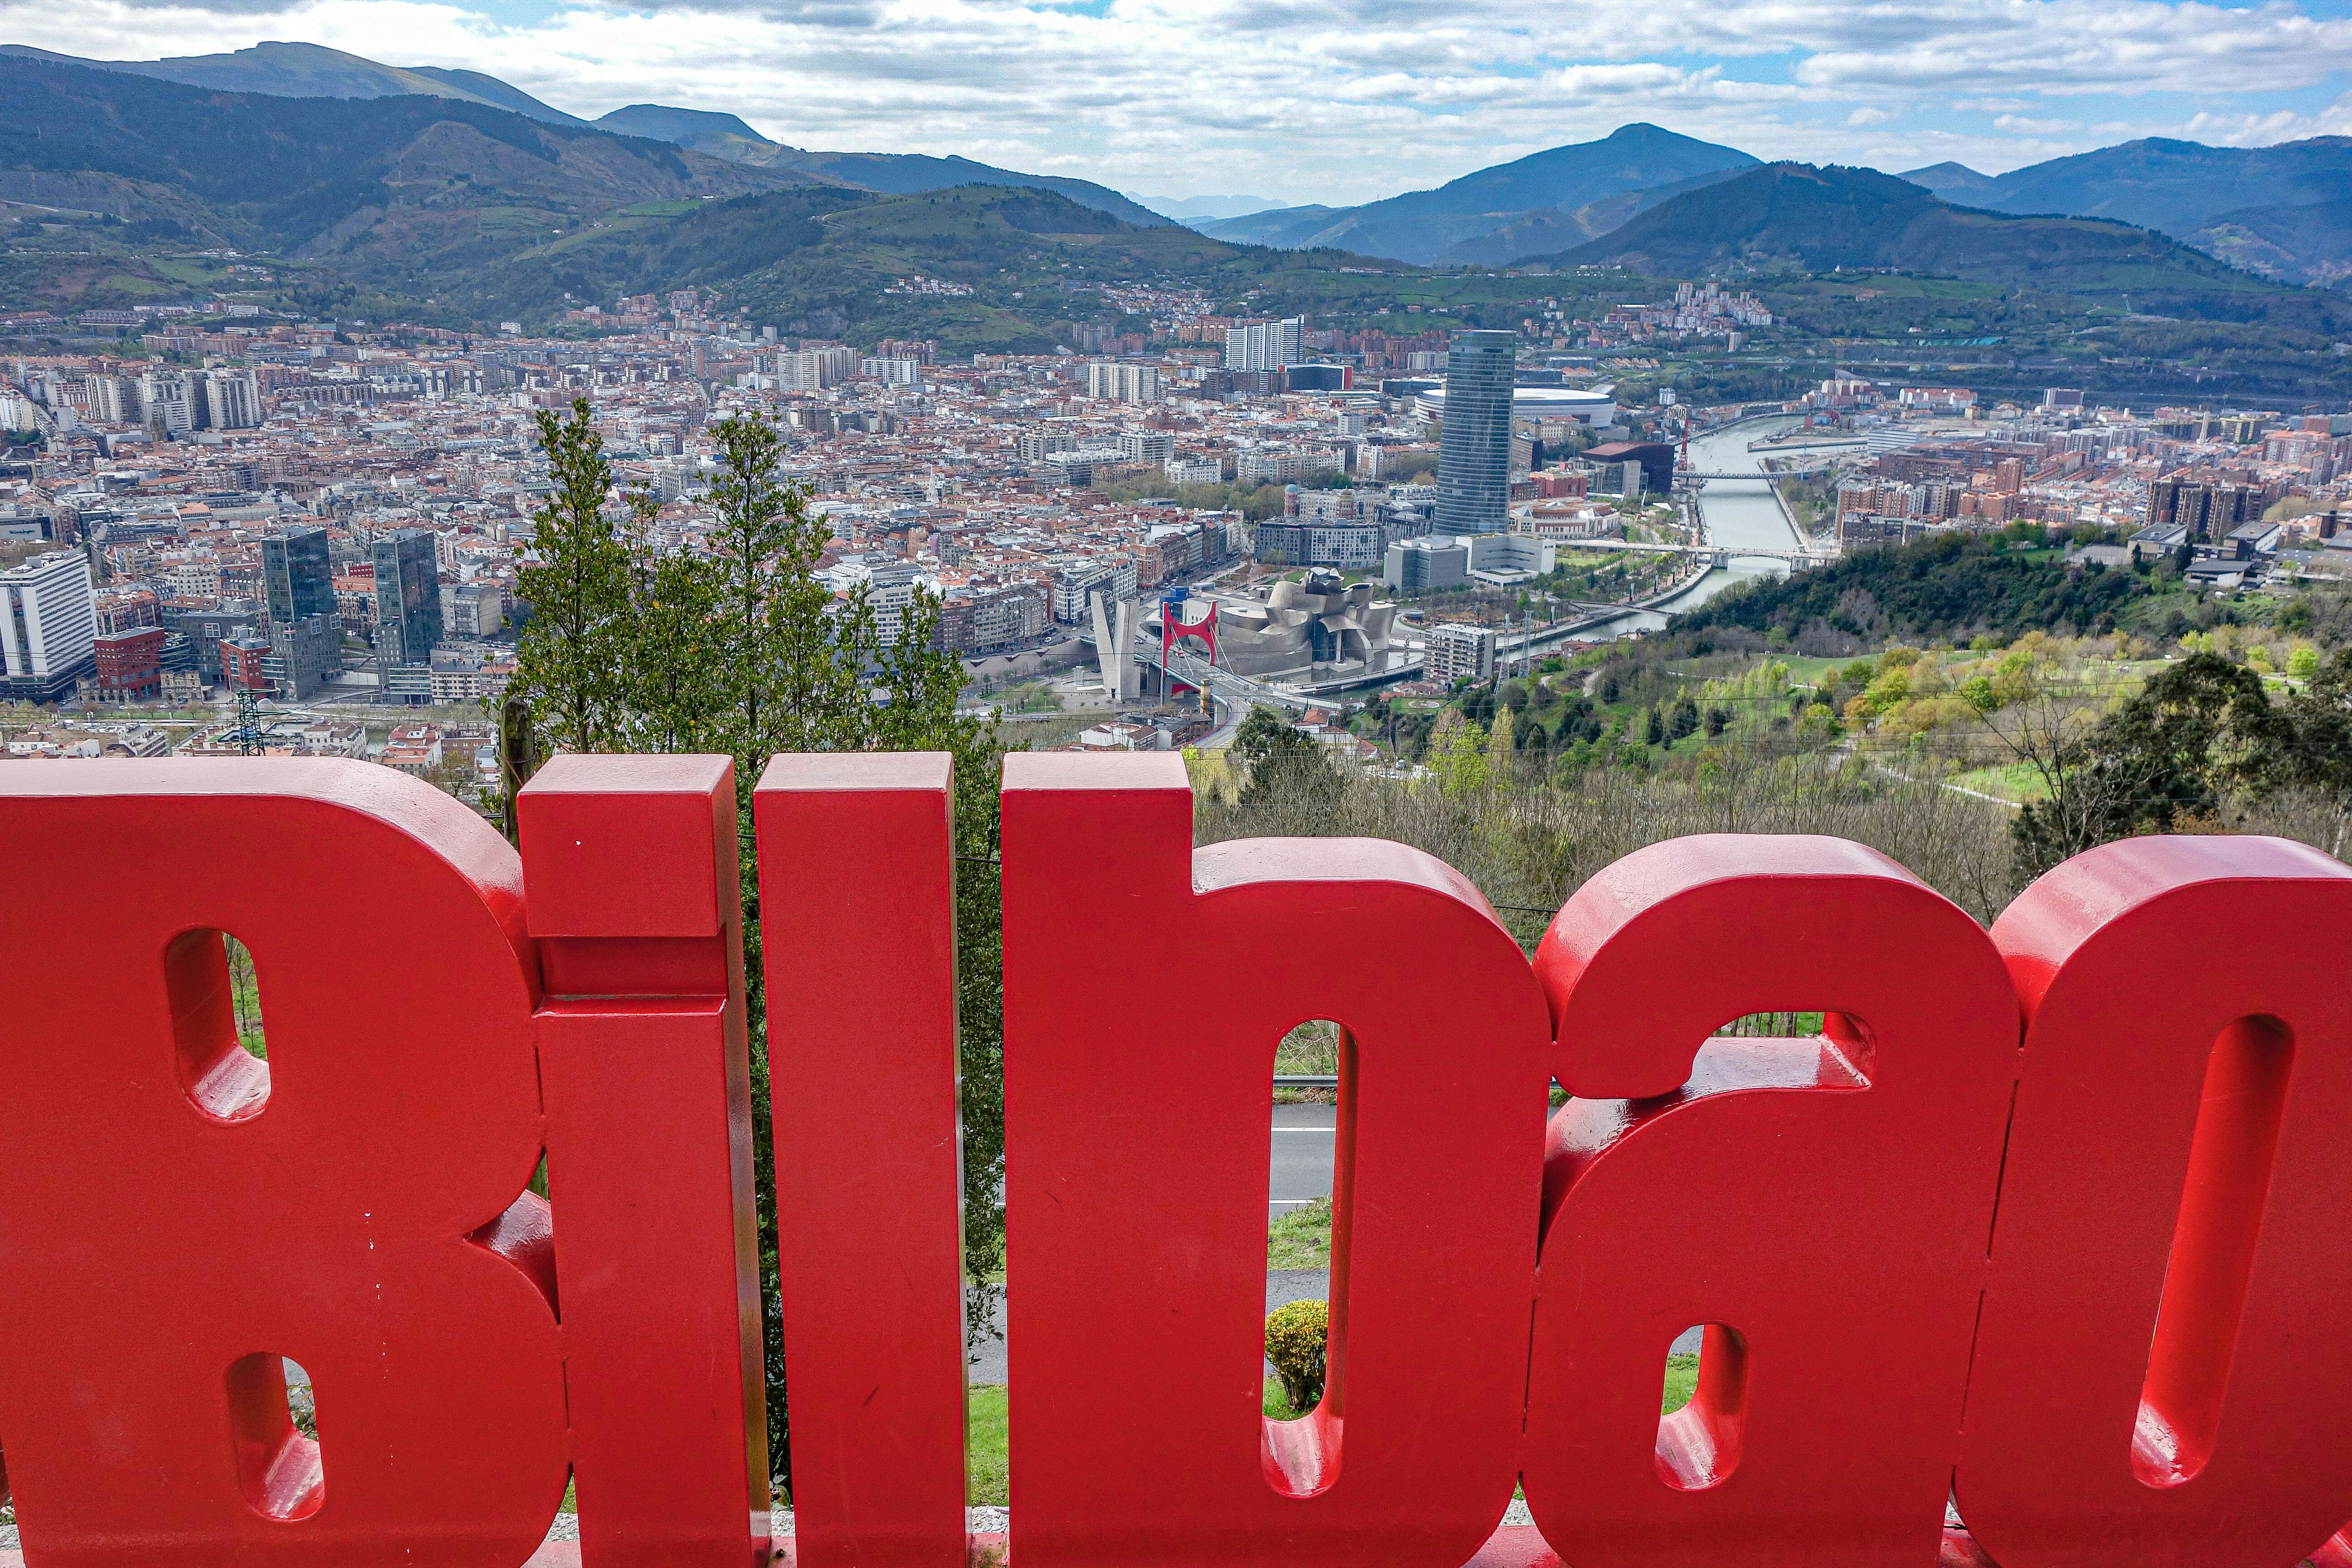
(1522, 836, 2017, 1568)
(757, 754, 968, 1568)
(520, 755, 771, 1568)
(1957, 835, 2352, 1568)
(1001, 753, 1550, 1568)
(0, 760, 568, 1567)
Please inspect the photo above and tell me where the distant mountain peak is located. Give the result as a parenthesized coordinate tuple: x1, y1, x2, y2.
(1201, 122, 1757, 265)
(0, 40, 584, 125)
(596, 103, 780, 150)
(1900, 160, 1994, 194)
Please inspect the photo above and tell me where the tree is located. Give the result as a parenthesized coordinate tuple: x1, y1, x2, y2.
(2270, 646, 2352, 856)
(2010, 653, 2277, 882)
(1234, 705, 1342, 806)
(513, 400, 635, 754)
(509, 401, 1012, 1494)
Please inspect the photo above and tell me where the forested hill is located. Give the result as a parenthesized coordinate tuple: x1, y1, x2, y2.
(1681, 532, 2154, 647)
(0, 54, 800, 255)
(445, 183, 1261, 353)
(1547, 163, 2352, 332)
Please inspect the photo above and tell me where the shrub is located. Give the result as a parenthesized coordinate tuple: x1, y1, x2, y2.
(1265, 1298, 1330, 1414)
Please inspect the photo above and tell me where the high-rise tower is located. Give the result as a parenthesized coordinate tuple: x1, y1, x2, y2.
(1435, 330, 1516, 535)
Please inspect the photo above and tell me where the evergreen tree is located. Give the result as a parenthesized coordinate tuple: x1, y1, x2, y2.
(513, 399, 635, 754)
(510, 400, 1012, 1494)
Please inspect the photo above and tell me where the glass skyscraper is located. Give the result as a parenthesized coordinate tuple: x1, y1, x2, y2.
(1435, 330, 1517, 535)
(261, 526, 334, 630)
(371, 528, 443, 668)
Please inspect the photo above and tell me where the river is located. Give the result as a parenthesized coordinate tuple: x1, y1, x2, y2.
(1568, 415, 1817, 640)
(1285, 417, 1840, 701)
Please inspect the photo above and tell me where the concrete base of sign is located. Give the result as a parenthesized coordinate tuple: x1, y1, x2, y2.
(0, 1520, 2341, 1565)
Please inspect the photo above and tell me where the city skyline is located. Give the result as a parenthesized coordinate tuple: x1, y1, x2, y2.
(2, 0, 2348, 207)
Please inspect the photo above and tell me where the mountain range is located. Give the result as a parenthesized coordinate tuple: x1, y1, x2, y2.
(1899, 139, 2352, 287)
(1546, 162, 2290, 307)
(0, 42, 1167, 229)
(0, 36, 2344, 364)
(6, 40, 2347, 288)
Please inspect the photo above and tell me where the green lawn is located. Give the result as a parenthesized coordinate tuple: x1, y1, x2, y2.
(1662, 1353, 1699, 1413)
(961, 1353, 1703, 1504)
(1267, 1196, 1333, 1270)
(1945, 760, 2051, 803)
(969, 1385, 1008, 1505)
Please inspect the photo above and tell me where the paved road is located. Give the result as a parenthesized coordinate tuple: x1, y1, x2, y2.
(1270, 1101, 1338, 1213)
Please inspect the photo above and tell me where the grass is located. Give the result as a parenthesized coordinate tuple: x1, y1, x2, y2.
(1662, 1353, 1700, 1414)
(1945, 759, 2051, 803)
(958, 1352, 1704, 1507)
(964, 1378, 1307, 1507)
(1268, 1195, 1333, 1270)
(969, 1385, 1008, 1506)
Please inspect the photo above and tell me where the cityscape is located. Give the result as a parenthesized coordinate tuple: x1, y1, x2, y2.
(0, 278, 2345, 776)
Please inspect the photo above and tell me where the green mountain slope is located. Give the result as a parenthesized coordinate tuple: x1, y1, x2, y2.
(0, 42, 586, 125)
(1547, 162, 2350, 329)
(1968, 137, 2352, 236)
(1436, 166, 1750, 267)
(445, 182, 1237, 348)
(0, 56, 805, 275)
(1204, 124, 1757, 264)
(1958, 137, 2352, 284)
(2192, 198, 2352, 289)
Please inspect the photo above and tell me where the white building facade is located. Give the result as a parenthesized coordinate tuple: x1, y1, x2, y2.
(0, 549, 99, 703)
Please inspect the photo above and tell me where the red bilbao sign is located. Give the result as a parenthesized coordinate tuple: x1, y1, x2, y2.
(1, 751, 2349, 1568)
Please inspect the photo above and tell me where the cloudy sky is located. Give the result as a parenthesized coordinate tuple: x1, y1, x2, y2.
(8, 0, 2352, 206)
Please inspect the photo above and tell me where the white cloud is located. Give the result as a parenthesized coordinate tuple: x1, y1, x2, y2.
(2, 0, 2347, 201)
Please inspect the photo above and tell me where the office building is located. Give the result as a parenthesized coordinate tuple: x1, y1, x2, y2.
(90, 626, 166, 701)
(1384, 536, 1470, 593)
(1435, 331, 1516, 535)
(261, 526, 335, 631)
(265, 613, 341, 701)
(372, 528, 444, 691)
(0, 549, 98, 703)
(1225, 318, 1305, 372)
(165, 601, 263, 682)
(261, 525, 341, 701)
